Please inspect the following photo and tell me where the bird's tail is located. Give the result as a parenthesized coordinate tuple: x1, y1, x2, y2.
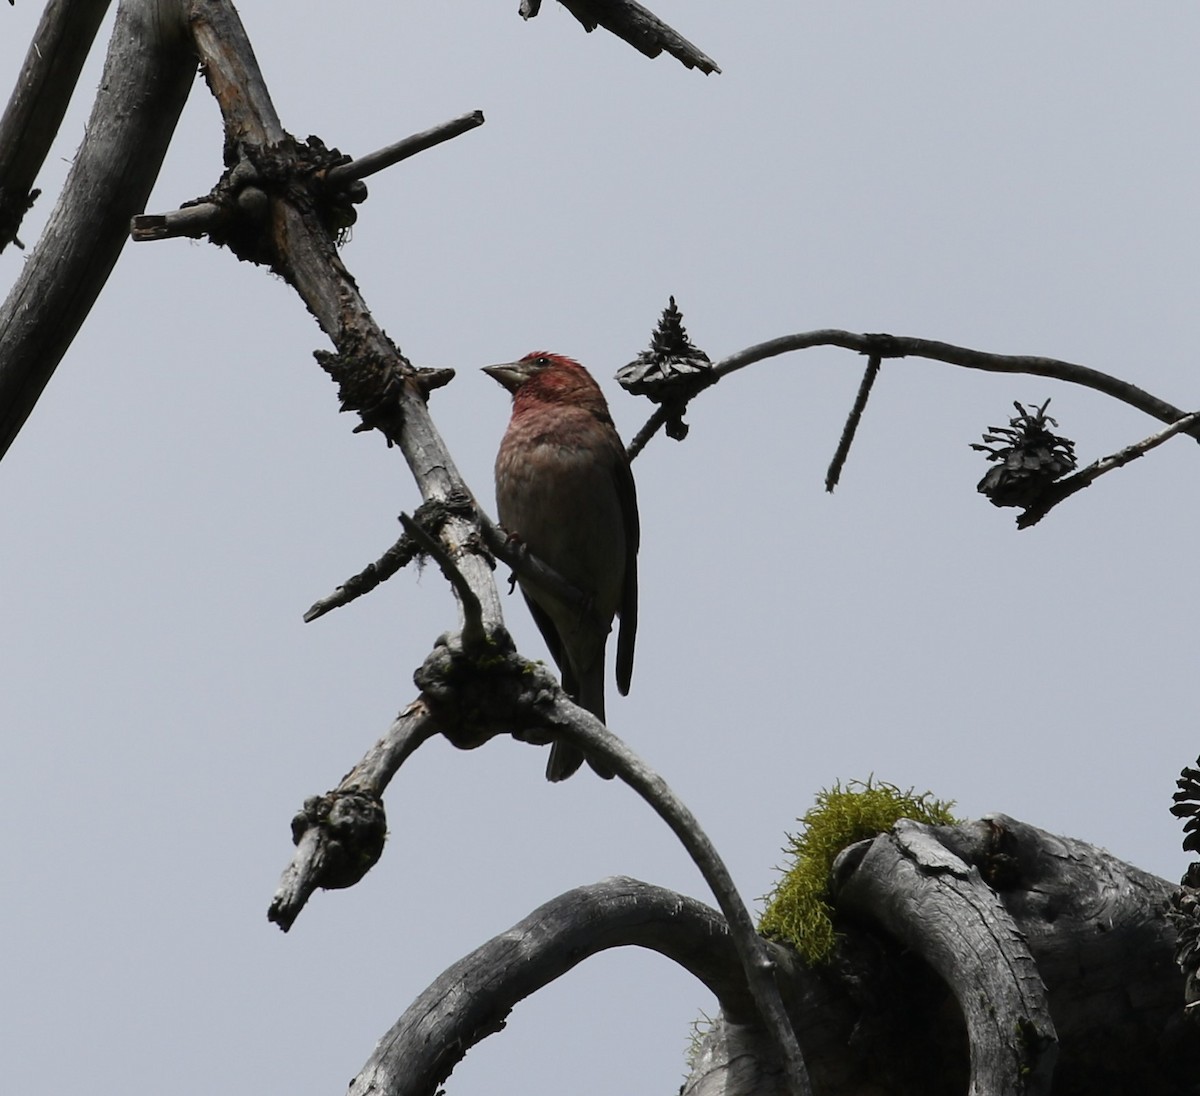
(545, 740, 586, 782)
(545, 660, 614, 781)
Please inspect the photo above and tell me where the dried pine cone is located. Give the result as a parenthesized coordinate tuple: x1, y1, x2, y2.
(971, 399, 1077, 508)
(616, 297, 713, 439)
(1170, 757, 1200, 1015)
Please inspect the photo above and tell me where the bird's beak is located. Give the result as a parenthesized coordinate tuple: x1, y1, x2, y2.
(482, 361, 531, 393)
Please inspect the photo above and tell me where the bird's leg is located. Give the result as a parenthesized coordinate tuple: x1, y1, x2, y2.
(499, 528, 525, 594)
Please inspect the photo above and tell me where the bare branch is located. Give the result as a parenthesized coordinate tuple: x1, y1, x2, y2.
(185, 0, 504, 633)
(0, 0, 196, 461)
(414, 632, 812, 1096)
(825, 352, 881, 492)
(399, 511, 485, 650)
(325, 110, 485, 186)
(268, 700, 438, 931)
(347, 878, 769, 1096)
(129, 199, 223, 242)
(0, 0, 113, 252)
(521, 0, 720, 74)
(1015, 408, 1200, 529)
(302, 531, 422, 623)
(714, 331, 1198, 438)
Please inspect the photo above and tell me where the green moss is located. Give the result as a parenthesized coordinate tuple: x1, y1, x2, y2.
(759, 778, 957, 963)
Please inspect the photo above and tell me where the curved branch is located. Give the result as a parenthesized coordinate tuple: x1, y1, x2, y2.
(721, 331, 1197, 435)
(0, 0, 196, 460)
(347, 878, 760, 1096)
(0, 0, 113, 252)
(832, 819, 1057, 1095)
(630, 329, 1199, 460)
(551, 701, 809, 1091)
(411, 632, 811, 1094)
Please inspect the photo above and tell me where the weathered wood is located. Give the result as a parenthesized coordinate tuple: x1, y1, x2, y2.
(0, 0, 195, 459)
(520, 0, 720, 74)
(834, 820, 1057, 1095)
(0, 0, 113, 251)
(347, 878, 765, 1096)
(682, 815, 1194, 1096)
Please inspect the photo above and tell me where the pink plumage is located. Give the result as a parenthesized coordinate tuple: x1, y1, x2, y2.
(484, 352, 639, 780)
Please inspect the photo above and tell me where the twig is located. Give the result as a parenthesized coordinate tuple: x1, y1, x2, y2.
(302, 530, 421, 623)
(1016, 408, 1200, 529)
(398, 511, 484, 650)
(524, 0, 720, 74)
(825, 352, 881, 492)
(325, 110, 485, 186)
(625, 404, 671, 463)
(130, 200, 223, 242)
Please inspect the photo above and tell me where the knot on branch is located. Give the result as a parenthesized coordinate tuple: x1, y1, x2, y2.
(289, 789, 386, 890)
(0, 184, 40, 252)
(178, 133, 364, 264)
(861, 333, 905, 359)
(971, 399, 1078, 509)
(409, 492, 489, 568)
(315, 336, 411, 439)
(617, 296, 714, 440)
(414, 626, 563, 751)
(299, 134, 369, 239)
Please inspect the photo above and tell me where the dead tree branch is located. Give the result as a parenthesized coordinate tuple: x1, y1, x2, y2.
(326, 110, 485, 185)
(685, 814, 1190, 1095)
(519, 0, 720, 74)
(1015, 408, 1200, 528)
(268, 700, 439, 931)
(346, 878, 768, 1096)
(0, 0, 195, 459)
(0, 0, 113, 252)
(833, 820, 1057, 1095)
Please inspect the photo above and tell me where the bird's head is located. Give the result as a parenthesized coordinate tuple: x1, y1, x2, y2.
(483, 352, 606, 411)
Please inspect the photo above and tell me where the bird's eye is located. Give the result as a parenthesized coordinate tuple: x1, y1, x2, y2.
(534, 356, 550, 368)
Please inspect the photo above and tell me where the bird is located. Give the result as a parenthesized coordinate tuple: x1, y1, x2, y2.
(483, 352, 639, 781)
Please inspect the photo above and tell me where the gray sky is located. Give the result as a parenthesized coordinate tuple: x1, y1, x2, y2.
(3, 3, 1198, 1093)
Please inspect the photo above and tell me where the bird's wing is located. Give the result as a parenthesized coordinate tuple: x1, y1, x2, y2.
(522, 590, 579, 698)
